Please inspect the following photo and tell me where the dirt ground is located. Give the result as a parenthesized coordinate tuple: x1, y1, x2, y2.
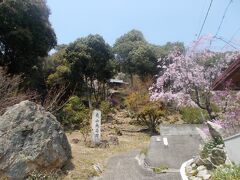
(63, 110, 151, 180)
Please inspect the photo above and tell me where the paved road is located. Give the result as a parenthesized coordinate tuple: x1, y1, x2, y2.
(97, 125, 203, 180)
(146, 124, 203, 169)
(146, 135, 201, 168)
(97, 150, 181, 180)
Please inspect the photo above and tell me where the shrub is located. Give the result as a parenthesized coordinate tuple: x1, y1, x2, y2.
(179, 107, 208, 124)
(42, 84, 70, 114)
(136, 102, 165, 133)
(211, 165, 240, 180)
(125, 92, 149, 115)
(125, 92, 165, 133)
(80, 125, 91, 142)
(100, 100, 112, 122)
(60, 96, 90, 129)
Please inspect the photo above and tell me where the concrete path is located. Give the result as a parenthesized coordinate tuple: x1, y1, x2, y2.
(146, 135, 201, 168)
(146, 124, 203, 169)
(97, 125, 203, 180)
(97, 150, 181, 180)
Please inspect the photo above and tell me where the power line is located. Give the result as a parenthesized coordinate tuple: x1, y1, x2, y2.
(197, 0, 214, 39)
(214, 0, 233, 37)
(214, 36, 238, 50)
(194, 0, 208, 38)
(222, 27, 240, 50)
(228, 27, 240, 44)
(209, 0, 233, 50)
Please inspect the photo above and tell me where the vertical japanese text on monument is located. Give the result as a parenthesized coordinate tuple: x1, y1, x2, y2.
(92, 110, 101, 144)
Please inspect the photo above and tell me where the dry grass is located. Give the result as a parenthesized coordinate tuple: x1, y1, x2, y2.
(63, 111, 151, 180)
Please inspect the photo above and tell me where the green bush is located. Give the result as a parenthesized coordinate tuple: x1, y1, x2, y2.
(136, 102, 165, 133)
(179, 107, 208, 124)
(100, 100, 112, 122)
(211, 165, 240, 180)
(80, 125, 91, 142)
(125, 92, 165, 133)
(125, 92, 149, 113)
(60, 96, 90, 129)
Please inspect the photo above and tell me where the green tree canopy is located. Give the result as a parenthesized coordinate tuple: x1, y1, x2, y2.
(65, 34, 114, 84)
(47, 34, 114, 103)
(113, 29, 158, 80)
(151, 42, 185, 59)
(0, 0, 56, 75)
(43, 44, 68, 77)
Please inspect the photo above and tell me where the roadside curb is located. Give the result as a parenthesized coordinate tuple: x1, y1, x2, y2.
(180, 159, 193, 180)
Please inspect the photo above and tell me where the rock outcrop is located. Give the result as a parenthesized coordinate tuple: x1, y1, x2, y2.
(210, 146, 226, 166)
(207, 121, 224, 143)
(0, 101, 72, 179)
(186, 121, 228, 179)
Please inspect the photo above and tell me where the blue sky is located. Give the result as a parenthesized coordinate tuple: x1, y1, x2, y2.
(47, 0, 240, 50)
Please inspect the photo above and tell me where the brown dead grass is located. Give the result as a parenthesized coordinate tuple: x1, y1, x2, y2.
(63, 111, 151, 180)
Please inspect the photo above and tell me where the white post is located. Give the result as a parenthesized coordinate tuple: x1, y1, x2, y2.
(91, 109, 102, 145)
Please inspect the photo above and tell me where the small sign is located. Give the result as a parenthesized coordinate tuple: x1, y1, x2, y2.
(91, 109, 102, 144)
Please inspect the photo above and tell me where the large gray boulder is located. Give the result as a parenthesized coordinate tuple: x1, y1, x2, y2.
(0, 101, 72, 179)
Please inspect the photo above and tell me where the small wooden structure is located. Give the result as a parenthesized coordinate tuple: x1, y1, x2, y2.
(212, 57, 240, 90)
(108, 79, 128, 89)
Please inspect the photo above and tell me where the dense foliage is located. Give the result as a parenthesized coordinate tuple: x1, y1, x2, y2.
(60, 96, 90, 129)
(125, 90, 165, 133)
(113, 30, 158, 81)
(47, 34, 114, 105)
(100, 100, 112, 122)
(150, 37, 240, 121)
(0, 0, 56, 90)
(136, 102, 165, 133)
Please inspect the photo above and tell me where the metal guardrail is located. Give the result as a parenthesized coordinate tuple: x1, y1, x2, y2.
(224, 132, 240, 141)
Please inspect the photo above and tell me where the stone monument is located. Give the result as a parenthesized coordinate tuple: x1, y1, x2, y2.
(91, 109, 102, 145)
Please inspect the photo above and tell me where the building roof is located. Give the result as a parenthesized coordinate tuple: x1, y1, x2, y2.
(212, 57, 240, 90)
(109, 79, 129, 85)
(109, 79, 124, 83)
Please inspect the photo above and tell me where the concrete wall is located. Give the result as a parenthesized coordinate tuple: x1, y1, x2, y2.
(224, 133, 240, 165)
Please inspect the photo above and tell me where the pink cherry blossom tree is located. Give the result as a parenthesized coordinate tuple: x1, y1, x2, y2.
(150, 37, 240, 121)
(213, 90, 240, 131)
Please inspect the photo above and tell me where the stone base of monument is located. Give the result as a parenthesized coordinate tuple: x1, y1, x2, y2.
(86, 136, 119, 148)
(86, 140, 110, 148)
